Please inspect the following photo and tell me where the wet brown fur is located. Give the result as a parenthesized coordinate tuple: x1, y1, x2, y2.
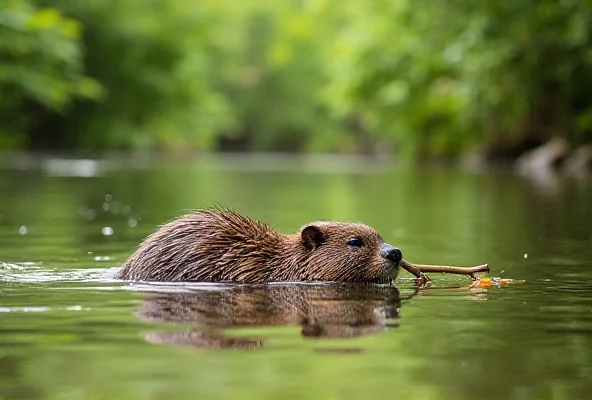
(119, 208, 400, 283)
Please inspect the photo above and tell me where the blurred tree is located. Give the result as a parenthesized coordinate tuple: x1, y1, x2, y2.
(34, 0, 234, 149)
(322, 0, 592, 157)
(0, 0, 102, 148)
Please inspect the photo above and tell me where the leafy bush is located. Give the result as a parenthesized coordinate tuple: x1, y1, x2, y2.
(322, 0, 592, 156)
(0, 0, 101, 148)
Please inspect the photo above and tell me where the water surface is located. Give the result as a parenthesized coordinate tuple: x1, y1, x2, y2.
(1, 155, 591, 399)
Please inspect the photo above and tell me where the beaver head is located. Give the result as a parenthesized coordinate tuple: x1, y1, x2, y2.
(279, 221, 402, 283)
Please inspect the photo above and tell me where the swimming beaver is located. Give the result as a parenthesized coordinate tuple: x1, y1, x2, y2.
(119, 208, 402, 283)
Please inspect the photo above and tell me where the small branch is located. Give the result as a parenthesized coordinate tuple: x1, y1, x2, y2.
(399, 260, 431, 285)
(404, 261, 490, 276)
(400, 259, 490, 284)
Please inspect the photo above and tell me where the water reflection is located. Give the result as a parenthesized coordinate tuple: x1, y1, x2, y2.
(134, 283, 402, 350)
(1, 158, 591, 399)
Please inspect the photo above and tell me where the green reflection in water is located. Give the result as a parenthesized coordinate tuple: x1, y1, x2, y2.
(0, 156, 591, 399)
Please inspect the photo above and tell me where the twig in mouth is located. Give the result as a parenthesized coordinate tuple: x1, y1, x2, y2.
(400, 259, 490, 285)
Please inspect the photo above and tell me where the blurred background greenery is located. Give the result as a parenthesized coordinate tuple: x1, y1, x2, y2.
(2, 0, 592, 157)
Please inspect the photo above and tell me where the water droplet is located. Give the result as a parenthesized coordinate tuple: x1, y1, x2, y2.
(523, 253, 528, 259)
(110, 201, 122, 214)
(102, 202, 110, 211)
(105, 194, 112, 202)
(128, 218, 138, 228)
(101, 227, 114, 236)
(85, 209, 96, 221)
(19, 226, 27, 235)
(122, 205, 131, 214)
(87, 251, 93, 255)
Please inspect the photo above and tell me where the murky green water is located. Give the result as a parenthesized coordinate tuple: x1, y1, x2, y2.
(1, 155, 591, 400)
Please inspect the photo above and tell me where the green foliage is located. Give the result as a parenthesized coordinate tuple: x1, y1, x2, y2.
(1, 0, 592, 155)
(322, 0, 592, 156)
(33, 0, 231, 149)
(0, 0, 102, 148)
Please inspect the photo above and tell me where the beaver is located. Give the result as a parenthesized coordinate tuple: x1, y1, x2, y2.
(135, 283, 402, 349)
(119, 208, 402, 283)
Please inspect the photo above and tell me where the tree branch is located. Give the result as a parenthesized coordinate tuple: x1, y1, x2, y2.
(400, 259, 490, 285)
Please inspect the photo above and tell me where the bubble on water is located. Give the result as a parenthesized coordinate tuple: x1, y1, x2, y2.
(19, 226, 27, 235)
(523, 253, 528, 259)
(122, 205, 131, 214)
(110, 201, 122, 214)
(85, 209, 96, 221)
(105, 194, 112, 202)
(102, 202, 110, 211)
(101, 227, 114, 236)
(93, 256, 111, 261)
(88, 251, 93, 255)
(128, 218, 138, 228)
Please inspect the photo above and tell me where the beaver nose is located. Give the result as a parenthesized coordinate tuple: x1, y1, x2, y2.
(380, 244, 402, 264)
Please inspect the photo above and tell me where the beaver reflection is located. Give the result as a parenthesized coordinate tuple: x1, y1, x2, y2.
(135, 283, 402, 350)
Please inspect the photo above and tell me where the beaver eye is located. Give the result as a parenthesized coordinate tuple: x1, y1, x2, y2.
(347, 237, 364, 247)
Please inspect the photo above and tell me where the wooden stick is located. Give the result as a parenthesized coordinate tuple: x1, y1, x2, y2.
(400, 259, 490, 284)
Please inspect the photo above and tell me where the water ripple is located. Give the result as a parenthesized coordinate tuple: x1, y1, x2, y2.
(0, 262, 121, 284)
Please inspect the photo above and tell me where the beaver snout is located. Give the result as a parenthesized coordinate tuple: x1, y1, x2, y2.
(380, 244, 402, 264)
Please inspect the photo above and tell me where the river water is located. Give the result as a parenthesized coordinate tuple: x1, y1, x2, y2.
(0, 154, 591, 400)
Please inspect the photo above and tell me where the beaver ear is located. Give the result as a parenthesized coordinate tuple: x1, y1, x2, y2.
(301, 225, 325, 250)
